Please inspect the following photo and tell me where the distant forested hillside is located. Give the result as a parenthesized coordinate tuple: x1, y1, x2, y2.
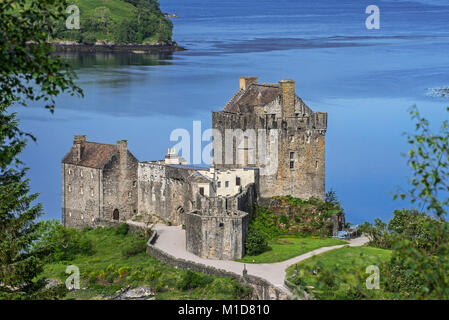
(55, 0, 173, 44)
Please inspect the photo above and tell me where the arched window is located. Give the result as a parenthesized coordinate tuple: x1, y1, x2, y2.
(113, 209, 119, 221)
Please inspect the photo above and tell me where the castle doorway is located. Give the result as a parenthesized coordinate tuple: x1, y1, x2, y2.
(113, 209, 119, 221)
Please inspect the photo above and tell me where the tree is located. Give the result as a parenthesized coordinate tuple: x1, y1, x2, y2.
(0, 0, 82, 295)
(388, 97, 449, 299)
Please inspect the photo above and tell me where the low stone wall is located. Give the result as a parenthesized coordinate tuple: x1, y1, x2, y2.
(146, 235, 291, 300)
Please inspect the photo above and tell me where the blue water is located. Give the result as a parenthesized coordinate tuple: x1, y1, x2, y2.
(16, 0, 449, 224)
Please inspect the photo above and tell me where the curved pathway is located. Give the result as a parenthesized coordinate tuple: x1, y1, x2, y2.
(152, 224, 369, 293)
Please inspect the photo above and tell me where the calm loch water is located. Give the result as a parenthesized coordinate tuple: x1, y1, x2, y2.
(17, 0, 449, 224)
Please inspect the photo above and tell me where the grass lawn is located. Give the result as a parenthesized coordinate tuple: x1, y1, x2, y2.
(236, 236, 347, 264)
(286, 246, 393, 299)
(39, 226, 251, 300)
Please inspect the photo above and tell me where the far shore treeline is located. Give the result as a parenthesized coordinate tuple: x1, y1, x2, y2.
(54, 0, 173, 44)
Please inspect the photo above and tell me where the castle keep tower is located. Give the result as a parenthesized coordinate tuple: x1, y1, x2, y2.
(212, 76, 327, 200)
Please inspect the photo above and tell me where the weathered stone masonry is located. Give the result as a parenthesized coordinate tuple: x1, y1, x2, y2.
(62, 76, 330, 262)
(62, 135, 138, 228)
(212, 77, 327, 201)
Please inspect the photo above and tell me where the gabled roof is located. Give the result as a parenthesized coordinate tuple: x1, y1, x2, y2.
(223, 84, 281, 113)
(62, 142, 119, 169)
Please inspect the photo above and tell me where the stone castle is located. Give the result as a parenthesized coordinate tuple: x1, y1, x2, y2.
(62, 77, 328, 260)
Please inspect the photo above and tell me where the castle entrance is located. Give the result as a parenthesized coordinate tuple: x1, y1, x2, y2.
(113, 209, 119, 221)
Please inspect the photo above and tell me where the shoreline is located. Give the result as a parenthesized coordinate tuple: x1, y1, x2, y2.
(51, 41, 186, 53)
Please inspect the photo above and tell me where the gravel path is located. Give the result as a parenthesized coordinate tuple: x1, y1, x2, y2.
(152, 224, 369, 293)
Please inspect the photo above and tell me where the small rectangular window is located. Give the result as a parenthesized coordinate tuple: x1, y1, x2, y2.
(290, 152, 295, 159)
(199, 187, 204, 196)
(217, 181, 221, 188)
(290, 161, 294, 169)
(236, 177, 241, 186)
(225, 181, 229, 188)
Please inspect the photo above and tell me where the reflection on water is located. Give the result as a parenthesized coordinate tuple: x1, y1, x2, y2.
(56, 52, 174, 69)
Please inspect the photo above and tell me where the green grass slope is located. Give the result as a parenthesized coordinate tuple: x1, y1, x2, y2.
(39, 226, 251, 300)
(237, 236, 347, 264)
(286, 246, 393, 299)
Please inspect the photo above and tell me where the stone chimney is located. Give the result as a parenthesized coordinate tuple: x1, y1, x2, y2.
(73, 135, 86, 163)
(239, 76, 258, 90)
(279, 79, 296, 117)
(117, 140, 128, 158)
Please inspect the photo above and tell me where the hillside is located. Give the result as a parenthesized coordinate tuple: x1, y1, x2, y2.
(55, 0, 173, 45)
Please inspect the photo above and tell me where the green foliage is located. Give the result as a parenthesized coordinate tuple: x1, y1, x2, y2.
(39, 227, 247, 299)
(245, 229, 269, 256)
(1, 0, 83, 113)
(121, 237, 147, 258)
(115, 223, 129, 236)
(386, 99, 449, 299)
(249, 206, 281, 239)
(177, 270, 213, 291)
(33, 220, 94, 263)
(394, 104, 449, 218)
(359, 218, 391, 249)
(250, 194, 343, 238)
(54, 0, 173, 44)
(1, 0, 81, 295)
(0, 167, 44, 289)
(287, 246, 392, 300)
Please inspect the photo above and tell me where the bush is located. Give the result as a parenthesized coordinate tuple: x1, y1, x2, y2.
(121, 237, 147, 258)
(177, 270, 213, 291)
(115, 223, 129, 236)
(245, 229, 269, 256)
(34, 220, 94, 263)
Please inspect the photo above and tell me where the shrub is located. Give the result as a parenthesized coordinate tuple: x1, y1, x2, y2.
(178, 270, 213, 291)
(121, 238, 147, 258)
(118, 266, 131, 278)
(106, 264, 115, 273)
(245, 229, 269, 256)
(34, 220, 94, 263)
(115, 223, 129, 236)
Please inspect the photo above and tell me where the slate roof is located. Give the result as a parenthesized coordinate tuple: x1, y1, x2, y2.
(223, 84, 281, 113)
(62, 141, 119, 169)
(222, 83, 313, 115)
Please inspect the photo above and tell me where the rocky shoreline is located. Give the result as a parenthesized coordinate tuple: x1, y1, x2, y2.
(51, 41, 186, 53)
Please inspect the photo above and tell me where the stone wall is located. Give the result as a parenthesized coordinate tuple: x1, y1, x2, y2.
(146, 238, 290, 300)
(62, 141, 138, 229)
(185, 210, 248, 260)
(103, 146, 139, 223)
(138, 163, 196, 225)
(62, 164, 103, 228)
(212, 82, 327, 201)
